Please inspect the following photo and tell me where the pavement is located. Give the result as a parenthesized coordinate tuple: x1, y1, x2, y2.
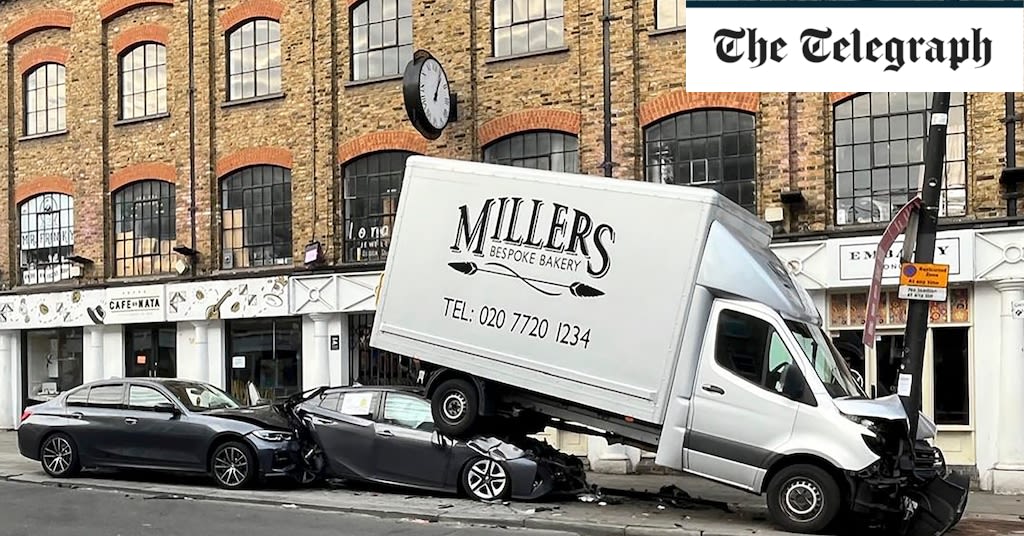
(1, 431, 1022, 536)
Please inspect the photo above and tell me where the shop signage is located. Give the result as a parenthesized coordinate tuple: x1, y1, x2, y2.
(0, 289, 105, 329)
(166, 276, 289, 322)
(330, 335, 340, 351)
(1012, 300, 1024, 320)
(105, 286, 166, 324)
(897, 262, 950, 302)
(841, 237, 960, 282)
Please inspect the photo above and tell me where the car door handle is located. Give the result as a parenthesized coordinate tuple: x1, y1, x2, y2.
(376, 429, 394, 438)
(125, 417, 138, 425)
(308, 415, 335, 426)
(69, 412, 83, 420)
(701, 384, 725, 395)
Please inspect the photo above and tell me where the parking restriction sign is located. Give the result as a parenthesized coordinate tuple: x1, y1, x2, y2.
(898, 262, 950, 302)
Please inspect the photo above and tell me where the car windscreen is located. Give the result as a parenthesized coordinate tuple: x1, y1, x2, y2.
(162, 381, 242, 411)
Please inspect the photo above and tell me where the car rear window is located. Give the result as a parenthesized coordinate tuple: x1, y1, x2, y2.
(88, 385, 124, 407)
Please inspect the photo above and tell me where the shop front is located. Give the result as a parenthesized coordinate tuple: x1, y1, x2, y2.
(21, 327, 83, 406)
(770, 226, 1024, 493)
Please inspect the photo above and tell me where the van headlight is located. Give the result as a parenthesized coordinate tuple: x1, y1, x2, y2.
(252, 430, 293, 442)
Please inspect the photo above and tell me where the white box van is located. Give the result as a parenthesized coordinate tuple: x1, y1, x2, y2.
(371, 156, 968, 535)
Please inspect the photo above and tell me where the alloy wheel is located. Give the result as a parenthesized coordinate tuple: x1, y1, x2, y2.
(213, 446, 250, 487)
(42, 436, 73, 476)
(465, 459, 508, 501)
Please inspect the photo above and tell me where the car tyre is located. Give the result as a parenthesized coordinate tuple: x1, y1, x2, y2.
(211, 441, 257, 490)
(461, 456, 511, 502)
(40, 433, 81, 478)
(431, 378, 478, 437)
(766, 463, 841, 534)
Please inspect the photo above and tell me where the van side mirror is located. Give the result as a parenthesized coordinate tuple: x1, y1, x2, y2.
(850, 369, 865, 388)
(780, 365, 807, 402)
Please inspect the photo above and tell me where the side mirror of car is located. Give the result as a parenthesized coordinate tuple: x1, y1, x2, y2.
(780, 364, 807, 402)
(430, 429, 449, 449)
(850, 369, 865, 388)
(154, 402, 181, 415)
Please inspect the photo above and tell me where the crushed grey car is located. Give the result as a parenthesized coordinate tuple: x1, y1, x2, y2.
(283, 385, 587, 501)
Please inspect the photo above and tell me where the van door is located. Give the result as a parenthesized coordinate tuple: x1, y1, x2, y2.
(684, 305, 805, 491)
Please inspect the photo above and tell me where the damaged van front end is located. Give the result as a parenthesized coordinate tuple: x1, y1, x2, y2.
(837, 395, 969, 536)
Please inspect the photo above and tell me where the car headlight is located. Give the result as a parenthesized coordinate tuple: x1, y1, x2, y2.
(252, 430, 293, 442)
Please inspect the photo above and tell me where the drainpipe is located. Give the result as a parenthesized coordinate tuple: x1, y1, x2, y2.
(1005, 92, 1018, 217)
(599, 0, 616, 177)
(187, 0, 198, 271)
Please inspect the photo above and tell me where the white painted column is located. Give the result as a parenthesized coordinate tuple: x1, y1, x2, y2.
(83, 326, 104, 383)
(0, 332, 13, 429)
(306, 314, 331, 389)
(192, 321, 210, 382)
(993, 279, 1024, 494)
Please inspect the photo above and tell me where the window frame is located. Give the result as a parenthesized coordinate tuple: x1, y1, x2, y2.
(490, 0, 565, 58)
(219, 165, 293, 269)
(832, 92, 968, 226)
(113, 180, 177, 277)
(482, 130, 580, 173)
(225, 18, 283, 102)
(378, 391, 434, 431)
(342, 151, 413, 264)
(118, 42, 168, 121)
(349, 0, 414, 82)
(24, 62, 67, 136)
(18, 192, 76, 286)
(654, 0, 685, 30)
(643, 108, 758, 214)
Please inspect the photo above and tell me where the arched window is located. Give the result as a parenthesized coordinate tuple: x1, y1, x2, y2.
(220, 165, 292, 268)
(644, 109, 757, 214)
(119, 43, 168, 120)
(227, 19, 282, 100)
(113, 180, 176, 277)
(350, 0, 413, 81)
(343, 151, 413, 262)
(491, 0, 564, 57)
(19, 192, 75, 285)
(833, 92, 967, 225)
(25, 63, 66, 136)
(483, 131, 579, 173)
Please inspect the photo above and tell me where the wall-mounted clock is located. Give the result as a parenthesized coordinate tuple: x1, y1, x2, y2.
(403, 49, 453, 141)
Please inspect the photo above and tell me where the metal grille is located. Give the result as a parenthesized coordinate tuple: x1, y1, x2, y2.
(348, 313, 421, 386)
(19, 193, 75, 286)
(114, 180, 176, 277)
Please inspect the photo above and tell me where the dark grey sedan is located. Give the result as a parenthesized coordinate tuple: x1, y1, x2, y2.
(17, 378, 303, 489)
(288, 385, 586, 502)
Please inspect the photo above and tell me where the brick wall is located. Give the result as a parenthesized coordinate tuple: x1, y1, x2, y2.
(0, 0, 1020, 292)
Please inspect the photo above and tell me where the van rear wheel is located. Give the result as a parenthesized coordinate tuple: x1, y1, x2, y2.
(766, 464, 841, 534)
(431, 378, 479, 437)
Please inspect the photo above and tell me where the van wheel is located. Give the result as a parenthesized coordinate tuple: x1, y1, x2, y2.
(431, 378, 478, 437)
(766, 464, 841, 534)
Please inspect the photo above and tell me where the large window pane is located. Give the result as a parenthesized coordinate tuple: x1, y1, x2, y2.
(226, 318, 301, 402)
(221, 166, 292, 268)
(483, 131, 579, 174)
(226, 19, 281, 100)
(492, 0, 564, 57)
(655, 0, 685, 29)
(933, 327, 969, 426)
(350, 0, 413, 81)
(643, 110, 758, 214)
(119, 43, 168, 120)
(24, 63, 66, 136)
(19, 193, 75, 285)
(343, 151, 412, 263)
(113, 180, 176, 277)
(834, 92, 968, 225)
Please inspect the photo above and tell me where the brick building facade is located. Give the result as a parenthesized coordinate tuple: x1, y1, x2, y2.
(1, 0, 1023, 492)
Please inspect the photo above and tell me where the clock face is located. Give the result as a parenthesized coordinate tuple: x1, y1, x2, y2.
(417, 58, 451, 131)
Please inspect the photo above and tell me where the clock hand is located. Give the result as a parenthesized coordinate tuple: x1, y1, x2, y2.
(433, 76, 441, 100)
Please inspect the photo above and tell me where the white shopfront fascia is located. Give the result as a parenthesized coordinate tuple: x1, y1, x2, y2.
(0, 271, 386, 430)
(770, 226, 1024, 493)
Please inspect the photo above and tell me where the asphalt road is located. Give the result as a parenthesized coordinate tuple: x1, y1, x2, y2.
(0, 480, 577, 536)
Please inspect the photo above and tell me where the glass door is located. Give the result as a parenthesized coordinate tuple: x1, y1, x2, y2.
(125, 323, 177, 378)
